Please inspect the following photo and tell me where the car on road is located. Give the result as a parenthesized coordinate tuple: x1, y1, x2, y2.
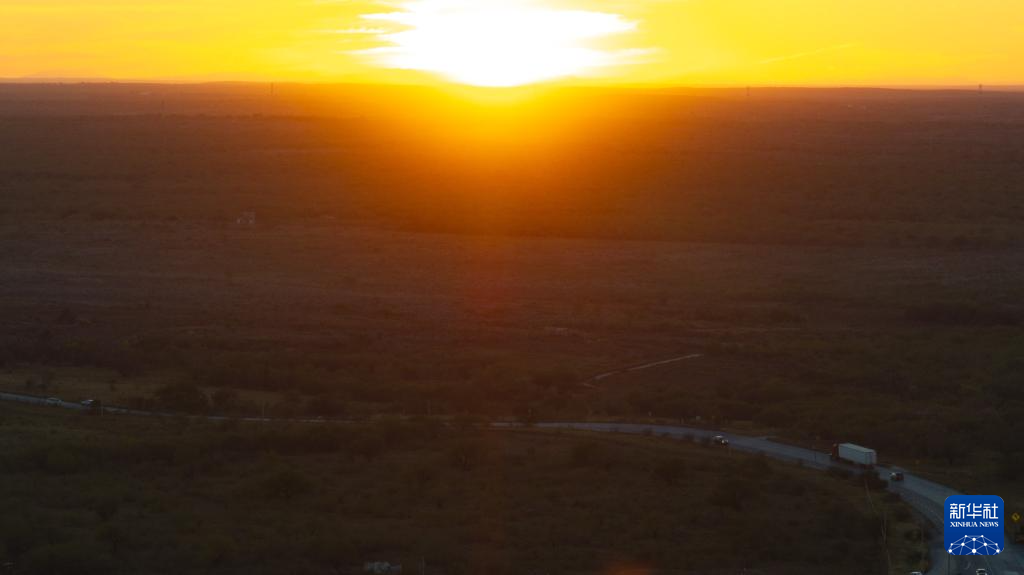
(45, 397, 61, 407)
(976, 568, 989, 575)
(711, 435, 729, 446)
(909, 571, 922, 575)
(79, 399, 105, 415)
(890, 471, 905, 482)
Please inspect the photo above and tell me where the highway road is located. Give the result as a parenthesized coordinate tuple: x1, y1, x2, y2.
(3, 391, 1022, 573)
(0, 392, 325, 424)
(521, 422, 1024, 575)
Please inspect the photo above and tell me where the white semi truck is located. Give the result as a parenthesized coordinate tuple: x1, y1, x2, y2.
(830, 443, 877, 467)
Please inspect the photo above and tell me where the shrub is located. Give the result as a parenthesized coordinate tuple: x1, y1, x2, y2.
(262, 469, 313, 500)
(408, 464, 437, 489)
(155, 383, 210, 413)
(353, 432, 385, 461)
(530, 368, 578, 392)
(449, 441, 484, 471)
(38, 448, 89, 475)
(0, 518, 52, 560)
(569, 442, 614, 468)
(23, 542, 112, 575)
(210, 388, 240, 413)
(857, 471, 888, 491)
(652, 459, 687, 485)
(97, 524, 124, 555)
(709, 478, 753, 510)
(905, 302, 1020, 326)
(827, 466, 854, 480)
(94, 497, 119, 522)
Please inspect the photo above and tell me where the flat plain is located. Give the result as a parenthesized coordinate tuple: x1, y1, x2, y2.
(0, 84, 1022, 571)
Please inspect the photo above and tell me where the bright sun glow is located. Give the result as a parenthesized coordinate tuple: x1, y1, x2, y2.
(358, 0, 638, 87)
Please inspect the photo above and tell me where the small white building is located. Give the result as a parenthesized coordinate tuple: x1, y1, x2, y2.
(236, 211, 257, 226)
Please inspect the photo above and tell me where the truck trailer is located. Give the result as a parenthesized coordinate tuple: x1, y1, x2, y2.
(830, 443, 877, 467)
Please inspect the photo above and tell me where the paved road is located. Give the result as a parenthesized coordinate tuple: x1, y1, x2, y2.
(521, 422, 1024, 575)
(0, 392, 325, 424)
(0, 392, 93, 412)
(5, 392, 1022, 573)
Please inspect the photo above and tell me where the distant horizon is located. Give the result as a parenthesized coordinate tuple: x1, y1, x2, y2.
(6, 0, 1024, 89)
(2, 77, 1023, 92)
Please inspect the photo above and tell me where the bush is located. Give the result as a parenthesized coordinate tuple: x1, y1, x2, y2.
(569, 442, 613, 468)
(766, 308, 807, 325)
(94, 497, 119, 522)
(353, 432, 385, 461)
(97, 524, 124, 555)
(408, 463, 437, 489)
(262, 469, 313, 500)
(652, 459, 687, 485)
(23, 542, 112, 575)
(827, 466, 854, 480)
(0, 517, 54, 560)
(857, 471, 888, 491)
(709, 478, 754, 510)
(38, 448, 90, 475)
(997, 450, 1024, 480)
(197, 534, 236, 568)
(739, 456, 773, 477)
(530, 368, 578, 392)
(155, 383, 210, 413)
(905, 302, 1020, 326)
(449, 441, 484, 471)
(210, 388, 241, 413)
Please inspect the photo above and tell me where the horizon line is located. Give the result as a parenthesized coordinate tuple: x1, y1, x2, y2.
(2, 78, 1024, 92)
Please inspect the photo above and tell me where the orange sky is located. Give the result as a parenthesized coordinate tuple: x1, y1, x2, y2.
(2, 0, 1022, 87)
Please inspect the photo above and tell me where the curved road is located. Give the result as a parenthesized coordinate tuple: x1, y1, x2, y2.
(525, 422, 1024, 575)
(4, 392, 1022, 573)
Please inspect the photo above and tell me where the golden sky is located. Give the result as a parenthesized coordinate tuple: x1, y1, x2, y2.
(2, 0, 1023, 86)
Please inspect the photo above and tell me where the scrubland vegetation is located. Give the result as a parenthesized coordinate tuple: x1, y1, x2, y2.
(2, 86, 1022, 446)
(0, 84, 1022, 570)
(0, 404, 922, 574)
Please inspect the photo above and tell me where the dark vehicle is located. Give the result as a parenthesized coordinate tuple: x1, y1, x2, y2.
(711, 435, 730, 446)
(889, 471, 905, 482)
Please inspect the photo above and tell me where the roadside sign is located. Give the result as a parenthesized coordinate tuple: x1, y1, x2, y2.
(1013, 512, 1021, 524)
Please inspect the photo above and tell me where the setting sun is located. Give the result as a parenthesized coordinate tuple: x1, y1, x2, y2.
(5, 0, 1024, 573)
(2, 0, 1024, 86)
(358, 0, 639, 87)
